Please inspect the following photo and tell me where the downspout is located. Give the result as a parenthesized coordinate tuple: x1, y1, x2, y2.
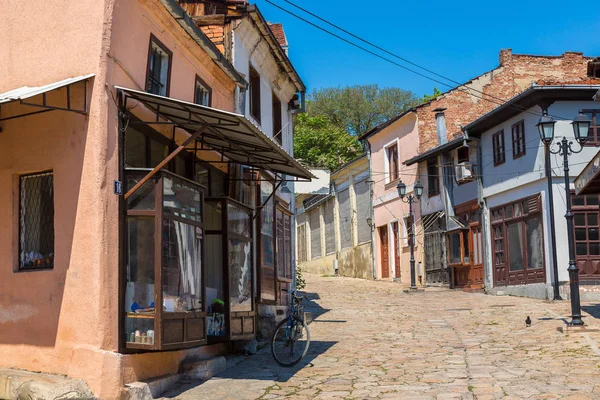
(365, 140, 377, 280)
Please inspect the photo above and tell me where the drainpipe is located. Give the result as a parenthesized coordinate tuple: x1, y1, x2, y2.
(365, 140, 377, 280)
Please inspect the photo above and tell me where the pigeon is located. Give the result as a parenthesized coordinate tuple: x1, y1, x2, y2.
(525, 316, 532, 327)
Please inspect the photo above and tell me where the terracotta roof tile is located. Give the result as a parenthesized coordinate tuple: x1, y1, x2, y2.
(268, 23, 288, 48)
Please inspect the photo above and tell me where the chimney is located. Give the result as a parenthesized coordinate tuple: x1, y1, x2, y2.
(499, 48, 513, 66)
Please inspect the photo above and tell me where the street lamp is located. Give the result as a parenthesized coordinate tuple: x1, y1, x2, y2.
(397, 181, 423, 290)
(536, 109, 591, 326)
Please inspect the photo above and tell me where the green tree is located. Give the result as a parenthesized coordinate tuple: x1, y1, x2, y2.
(294, 113, 363, 171)
(307, 85, 419, 136)
(421, 87, 442, 103)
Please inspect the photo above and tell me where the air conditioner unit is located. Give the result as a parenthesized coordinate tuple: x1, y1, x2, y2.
(455, 162, 475, 183)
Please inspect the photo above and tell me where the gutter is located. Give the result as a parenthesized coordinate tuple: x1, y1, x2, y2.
(365, 140, 377, 280)
(158, 0, 247, 89)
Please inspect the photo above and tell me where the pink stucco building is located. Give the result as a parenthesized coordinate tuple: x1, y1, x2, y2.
(0, 0, 309, 398)
(360, 111, 424, 283)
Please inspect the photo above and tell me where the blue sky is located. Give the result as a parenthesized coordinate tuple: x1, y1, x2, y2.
(255, 0, 600, 97)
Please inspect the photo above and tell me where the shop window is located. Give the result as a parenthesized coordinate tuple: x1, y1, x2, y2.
(249, 65, 261, 123)
(581, 110, 600, 145)
(492, 130, 505, 166)
(194, 75, 211, 107)
(259, 178, 276, 301)
(427, 157, 440, 196)
(490, 194, 545, 285)
(19, 171, 54, 271)
(572, 193, 600, 261)
(386, 143, 399, 183)
(272, 93, 282, 144)
(146, 35, 171, 96)
(124, 170, 206, 350)
(511, 120, 526, 159)
(448, 232, 462, 265)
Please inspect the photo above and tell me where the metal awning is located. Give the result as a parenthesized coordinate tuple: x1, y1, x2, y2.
(116, 86, 314, 180)
(575, 150, 600, 195)
(0, 74, 93, 122)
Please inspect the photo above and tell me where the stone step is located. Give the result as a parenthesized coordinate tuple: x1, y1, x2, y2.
(180, 356, 226, 381)
(0, 369, 94, 400)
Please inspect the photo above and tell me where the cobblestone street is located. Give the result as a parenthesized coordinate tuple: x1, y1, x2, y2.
(162, 274, 600, 399)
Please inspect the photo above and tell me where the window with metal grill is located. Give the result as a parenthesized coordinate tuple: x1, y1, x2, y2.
(297, 212, 308, 262)
(324, 199, 336, 255)
(145, 35, 171, 96)
(19, 171, 54, 270)
(338, 188, 352, 249)
(249, 65, 261, 123)
(492, 130, 505, 166)
(194, 75, 211, 107)
(427, 157, 440, 196)
(511, 120, 525, 159)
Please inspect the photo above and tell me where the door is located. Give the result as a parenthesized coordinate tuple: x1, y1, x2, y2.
(469, 224, 484, 286)
(379, 226, 390, 278)
(392, 221, 401, 279)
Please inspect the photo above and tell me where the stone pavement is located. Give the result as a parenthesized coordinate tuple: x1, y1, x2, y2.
(160, 274, 600, 399)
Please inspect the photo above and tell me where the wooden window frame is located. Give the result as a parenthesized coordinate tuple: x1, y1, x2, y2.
(249, 65, 261, 124)
(194, 75, 212, 107)
(272, 92, 282, 145)
(427, 157, 440, 197)
(571, 193, 600, 270)
(581, 110, 600, 146)
(386, 143, 399, 184)
(511, 120, 526, 159)
(145, 34, 172, 97)
(492, 130, 505, 166)
(490, 194, 545, 286)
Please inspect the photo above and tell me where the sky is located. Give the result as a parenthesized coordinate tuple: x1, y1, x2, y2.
(254, 0, 600, 98)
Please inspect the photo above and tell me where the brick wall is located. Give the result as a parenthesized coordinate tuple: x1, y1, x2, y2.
(417, 49, 593, 153)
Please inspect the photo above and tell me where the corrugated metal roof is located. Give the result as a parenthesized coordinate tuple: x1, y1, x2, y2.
(0, 74, 95, 105)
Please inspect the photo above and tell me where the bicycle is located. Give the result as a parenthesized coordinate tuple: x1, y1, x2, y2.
(271, 289, 311, 367)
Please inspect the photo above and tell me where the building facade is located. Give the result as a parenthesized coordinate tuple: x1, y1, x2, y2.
(296, 156, 375, 279)
(0, 0, 309, 398)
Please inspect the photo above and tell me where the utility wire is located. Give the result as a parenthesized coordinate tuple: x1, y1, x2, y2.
(267, 0, 582, 121)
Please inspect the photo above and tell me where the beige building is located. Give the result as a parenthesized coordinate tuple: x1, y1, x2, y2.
(296, 156, 374, 279)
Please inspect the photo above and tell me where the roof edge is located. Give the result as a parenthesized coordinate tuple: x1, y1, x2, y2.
(358, 108, 416, 141)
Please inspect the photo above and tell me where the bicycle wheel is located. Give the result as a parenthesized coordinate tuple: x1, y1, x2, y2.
(271, 316, 310, 367)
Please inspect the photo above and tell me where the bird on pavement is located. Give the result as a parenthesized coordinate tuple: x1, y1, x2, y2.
(525, 316, 532, 327)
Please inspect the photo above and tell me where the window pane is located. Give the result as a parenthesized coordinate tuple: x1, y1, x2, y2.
(508, 222, 524, 271)
(514, 203, 522, 217)
(575, 214, 586, 226)
(449, 233, 462, 264)
(587, 195, 599, 206)
(162, 219, 203, 312)
(577, 243, 588, 256)
(260, 179, 275, 301)
(150, 139, 168, 168)
(576, 228, 587, 241)
(588, 214, 598, 226)
(20, 172, 54, 270)
(125, 128, 147, 167)
(590, 228, 599, 241)
(126, 217, 155, 312)
(505, 205, 513, 218)
(590, 243, 600, 255)
(527, 217, 543, 270)
(229, 238, 252, 312)
(126, 175, 156, 211)
(228, 203, 251, 237)
(163, 177, 202, 222)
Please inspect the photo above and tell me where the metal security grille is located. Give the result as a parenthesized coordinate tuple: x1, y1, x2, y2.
(423, 213, 448, 285)
(338, 188, 352, 249)
(20, 172, 54, 270)
(355, 179, 371, 244)
(309, 208, 321, 259)
(324, 199, 336, 255)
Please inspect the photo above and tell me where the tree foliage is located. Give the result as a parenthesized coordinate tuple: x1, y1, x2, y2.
(421, 87, 442, 103)
(307, 85, 420, 136)
(294, 85, 418, 171)
(294, 113, 363, 171)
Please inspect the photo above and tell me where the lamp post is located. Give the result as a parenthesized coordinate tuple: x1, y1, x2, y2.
(537, 109, 591, 326)
(397, 181, 424, 290)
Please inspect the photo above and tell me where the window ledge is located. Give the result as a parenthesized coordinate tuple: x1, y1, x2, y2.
(384, 178, 401, 191)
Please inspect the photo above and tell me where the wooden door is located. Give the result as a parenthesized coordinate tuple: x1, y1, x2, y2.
(469, 224, 484, 286)
(392, 221, 401, 279)
(379, 226, 390, 278)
